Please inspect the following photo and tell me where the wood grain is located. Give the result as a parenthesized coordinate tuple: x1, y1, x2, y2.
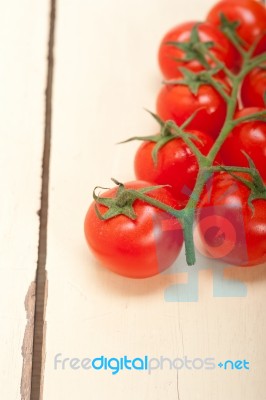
(0, 1, 50, 399)
(41, 0, 266, 399)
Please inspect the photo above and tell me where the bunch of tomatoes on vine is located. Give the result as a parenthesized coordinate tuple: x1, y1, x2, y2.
(84, 0, 266, 279)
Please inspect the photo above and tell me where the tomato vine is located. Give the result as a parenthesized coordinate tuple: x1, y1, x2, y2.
(92, 16, 266, 267)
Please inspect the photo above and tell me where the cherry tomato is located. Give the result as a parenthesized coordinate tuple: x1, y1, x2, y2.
(196, 173, 266, 266)
(84, 181, 183, 278)
(134, 130, 217, 205)
(207, 0, 266, 53)
(220, 108, 266, 181)
(158, 21, 238, 79)
(241, 66, 266, 108)
(156, 80, 230, 139)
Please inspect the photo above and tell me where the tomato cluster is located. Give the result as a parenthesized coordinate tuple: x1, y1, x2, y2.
(84, 0, 266, 278)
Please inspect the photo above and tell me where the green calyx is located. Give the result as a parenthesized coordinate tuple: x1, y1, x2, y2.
(93, 178, 169, 220)
(119, 109, 203, 165)
(164, 67, 224, 95)
(219, 14, 242, 43)
(219, 152, 266, 213)
(166, 24, 214, 69)
(218, 14, 249, 59)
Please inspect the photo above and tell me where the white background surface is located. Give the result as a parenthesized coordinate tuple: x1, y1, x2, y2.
(0, 1, 49, 399)
(1, 0, 266, 399)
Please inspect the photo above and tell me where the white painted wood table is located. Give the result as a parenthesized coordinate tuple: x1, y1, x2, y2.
(1, 0, 266, 399)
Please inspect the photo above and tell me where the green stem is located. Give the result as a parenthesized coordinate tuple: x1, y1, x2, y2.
(170, 123, 206, 164)
(223, 29, 247, 59)
(207, 76, 231, 102)
(127, 188, 197, 266)
(127, 189, 183, 219)
(247, 34, 265, 58)
(242, 52, 266, 75)
(179, 171, 211, 264)
(207, 77, 240, 161)
(207, 52, 266, 162)
(178, 46, 266, 264)
(206, 166, 252, 174)
(205, 49, 234, 80)
(124, 188, 198, 265)
(232, 110, 266, 127)
(182, 212, 196, 266)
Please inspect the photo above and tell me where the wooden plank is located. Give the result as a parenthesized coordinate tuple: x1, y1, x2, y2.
(43, 0, 266, 399)
(0, 1, 50, 399)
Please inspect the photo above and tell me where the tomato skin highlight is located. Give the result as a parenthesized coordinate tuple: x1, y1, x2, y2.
(220, 108, 266, 181)
(197, 173, 266, 267)
(134, 130, 216, 205)
(156, 81, 229, 140)
(84, 181, 183, 278)
(207, 0, 266, 52)
(241, 67, 266, 108)
(158, 21, 238, 79)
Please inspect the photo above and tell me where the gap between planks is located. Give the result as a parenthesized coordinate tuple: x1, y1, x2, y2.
(24, 1, 57, 399)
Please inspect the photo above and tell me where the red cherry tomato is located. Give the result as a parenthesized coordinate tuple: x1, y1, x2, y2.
(158, 21, 238, 79)
(156, 80, 230, 140)
(84, 181, 183, 278)
(241, 67, 266, 108)
(207, 0, 266, 53)
(197, 173, 266, 267)
(220, 108, 266, 181)
(134, 130, 217, 205)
